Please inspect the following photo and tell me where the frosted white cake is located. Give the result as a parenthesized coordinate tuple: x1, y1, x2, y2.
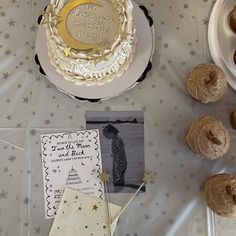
(43, 0, 137, 86)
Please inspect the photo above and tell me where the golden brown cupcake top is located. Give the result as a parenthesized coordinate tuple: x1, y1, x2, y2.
(186, 116, 230, 160)
(187, 64, 227, 104)
(204, 174, 236, 218)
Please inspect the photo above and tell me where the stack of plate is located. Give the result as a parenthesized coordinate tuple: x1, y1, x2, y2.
(208, 0, 236, 90)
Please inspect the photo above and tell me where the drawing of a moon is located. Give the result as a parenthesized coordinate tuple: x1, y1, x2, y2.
(57, 0, 100, 50)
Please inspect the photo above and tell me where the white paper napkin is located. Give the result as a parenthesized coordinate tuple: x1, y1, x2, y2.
(49, 188, 122, 236)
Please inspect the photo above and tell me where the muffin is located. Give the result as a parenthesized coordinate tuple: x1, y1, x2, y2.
(203, 173, 236, 218)
(187, 64, 228, 104)
(229, 5, 236, 33)
(186, 116, 230, 160)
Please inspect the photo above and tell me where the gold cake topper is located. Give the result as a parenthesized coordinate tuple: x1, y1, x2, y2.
(57, 0, 101, 51)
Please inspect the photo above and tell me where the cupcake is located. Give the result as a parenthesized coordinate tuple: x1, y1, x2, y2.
(187, 64, 228, 104)
(186, 116, 230, 160)
(229, 5, 236, 33)
(203, 174, 236, 218)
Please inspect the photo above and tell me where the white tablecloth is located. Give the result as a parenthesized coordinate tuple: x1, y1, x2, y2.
(0, 0, 236, 235)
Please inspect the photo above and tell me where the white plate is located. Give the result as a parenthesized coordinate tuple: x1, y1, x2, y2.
(36, 2, 154, 100)
(208, 0, 236, 90)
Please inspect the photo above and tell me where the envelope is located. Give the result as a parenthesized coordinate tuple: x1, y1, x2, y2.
(49, 188, 122, 236)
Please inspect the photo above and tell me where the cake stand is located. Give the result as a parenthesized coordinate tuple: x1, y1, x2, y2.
(35, 2, 155, 102)
(208, 0, 236, 90)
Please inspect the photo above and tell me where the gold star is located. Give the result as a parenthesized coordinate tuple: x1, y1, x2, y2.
(143, 172, 154, 184)
(92, 205, 99, 211)
(63, 47, 71, 58)
(98, 171, 110, 182)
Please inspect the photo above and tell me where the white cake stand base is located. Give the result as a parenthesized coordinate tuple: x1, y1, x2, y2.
(35, 2, 155, 101)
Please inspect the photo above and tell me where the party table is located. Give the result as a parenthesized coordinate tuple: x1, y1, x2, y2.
(0, 0, 236, 235)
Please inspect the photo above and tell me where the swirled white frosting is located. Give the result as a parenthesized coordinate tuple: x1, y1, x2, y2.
(43, 0, 137, 86)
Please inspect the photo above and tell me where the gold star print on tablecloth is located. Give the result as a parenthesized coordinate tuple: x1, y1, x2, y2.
(92, 205, 99, 211)
(98, 171, 110, 182)
(63, 47, 71, 58)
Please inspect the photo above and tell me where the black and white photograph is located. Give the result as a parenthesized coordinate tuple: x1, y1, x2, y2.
(86, 111, 145, 193)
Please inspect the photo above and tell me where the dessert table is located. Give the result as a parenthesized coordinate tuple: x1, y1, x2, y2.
(0, 0, 236, 235)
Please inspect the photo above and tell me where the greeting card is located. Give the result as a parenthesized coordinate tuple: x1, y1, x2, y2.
(41, 130, 104, 218)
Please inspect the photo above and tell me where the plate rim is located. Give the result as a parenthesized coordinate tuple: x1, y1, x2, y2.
(208, 0, 236, 90)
